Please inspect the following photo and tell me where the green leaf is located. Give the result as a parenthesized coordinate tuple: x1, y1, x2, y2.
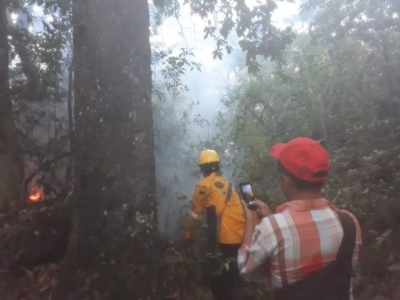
(212, 50, 218, 59)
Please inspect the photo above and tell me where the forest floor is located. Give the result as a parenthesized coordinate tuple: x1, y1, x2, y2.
(0, 202, 398, 300)
(0, 202, 271, 300)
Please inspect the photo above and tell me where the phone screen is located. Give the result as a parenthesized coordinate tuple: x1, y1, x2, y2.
(239, 182, 255, 204)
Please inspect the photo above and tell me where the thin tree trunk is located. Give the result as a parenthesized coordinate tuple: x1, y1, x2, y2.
(378, 2, 399, 119)
(54, 0, 159, 298)
(65, 62, 74, 183)
(0, 0, 23, 212)
(379, 31, 399, 117)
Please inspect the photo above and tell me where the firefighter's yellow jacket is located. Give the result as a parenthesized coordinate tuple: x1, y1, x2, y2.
(186, 172, 244, 244)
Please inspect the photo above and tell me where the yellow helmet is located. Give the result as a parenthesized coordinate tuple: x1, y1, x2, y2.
(198, 149, 220, 166)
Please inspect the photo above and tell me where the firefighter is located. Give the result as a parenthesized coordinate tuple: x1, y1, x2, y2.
(186, 149, 245, 300)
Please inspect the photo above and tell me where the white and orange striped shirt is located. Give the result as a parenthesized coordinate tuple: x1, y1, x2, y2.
(237, 198, 362, 297)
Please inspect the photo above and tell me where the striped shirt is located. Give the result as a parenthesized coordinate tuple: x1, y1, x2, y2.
(237, 198, 362, 298)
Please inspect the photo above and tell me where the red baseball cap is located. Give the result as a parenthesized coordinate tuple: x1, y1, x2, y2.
(269, 137, 330, 183)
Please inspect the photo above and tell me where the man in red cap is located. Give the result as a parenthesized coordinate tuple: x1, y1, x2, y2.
(237, 137, 362, 300)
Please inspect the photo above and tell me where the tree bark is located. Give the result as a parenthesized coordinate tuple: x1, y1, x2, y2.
(0, 0, 23, 212)
(65, 62, 74, 183)
(54, 0, 159, 299)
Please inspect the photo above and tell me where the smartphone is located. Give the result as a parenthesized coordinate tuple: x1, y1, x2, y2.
(239, 182, 257, 210)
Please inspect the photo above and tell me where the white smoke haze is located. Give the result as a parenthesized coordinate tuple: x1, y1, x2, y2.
(150, 3, 245, 238)
(151, 1, 300, 238)
(10, 0, 300, 237)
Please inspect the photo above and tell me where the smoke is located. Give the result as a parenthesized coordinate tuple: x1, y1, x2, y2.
(10, 1, 299, 237)
(150, 3, 246, 239)
(150, 0, 301, 238)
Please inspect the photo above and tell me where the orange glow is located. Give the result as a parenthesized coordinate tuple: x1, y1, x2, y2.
(29, 186, 43, 202)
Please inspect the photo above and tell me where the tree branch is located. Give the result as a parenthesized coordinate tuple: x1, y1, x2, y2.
(40, 152, 71, 172)
(246, 107, 266, 126)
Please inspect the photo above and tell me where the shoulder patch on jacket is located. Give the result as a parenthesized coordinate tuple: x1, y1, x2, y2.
(214, 181, 224, 189)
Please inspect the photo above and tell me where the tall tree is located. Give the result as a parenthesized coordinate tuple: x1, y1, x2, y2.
(0, 0, 23, 211)
(54, 0, 159, 298)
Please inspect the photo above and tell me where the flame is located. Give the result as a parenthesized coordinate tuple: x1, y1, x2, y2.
(29, 186, 43, 202)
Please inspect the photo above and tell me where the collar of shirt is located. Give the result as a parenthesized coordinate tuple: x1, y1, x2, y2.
(206, 171, 222, 179)
(276, 198, 338, 213)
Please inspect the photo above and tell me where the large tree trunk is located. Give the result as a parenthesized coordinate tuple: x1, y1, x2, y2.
(53, 0, 159, 299)
(0, 1, 23, 212)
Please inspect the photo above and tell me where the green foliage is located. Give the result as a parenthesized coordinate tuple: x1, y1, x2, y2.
(205, 0, 400, 298)
(5, 0, 73, 197)
(154, 48, 201, 95)
(4, 0, 400, 297)
(153, 0, 295, 73)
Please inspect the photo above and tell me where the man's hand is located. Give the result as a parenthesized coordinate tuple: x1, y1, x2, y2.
(251, 200, 272, 219)
(241, 199, 272, 224)
(241, 199, 273, 245)
(241, 200, 260, 227)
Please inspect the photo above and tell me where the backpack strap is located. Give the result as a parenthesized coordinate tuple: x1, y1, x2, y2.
(218, 182, 232, 233)
(211, 181, 233, 253)
(219, 182, 233, 231)
(274, 211, 356, 300)
(225, 182, 233, 204)
(335, 211, 356, 263)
